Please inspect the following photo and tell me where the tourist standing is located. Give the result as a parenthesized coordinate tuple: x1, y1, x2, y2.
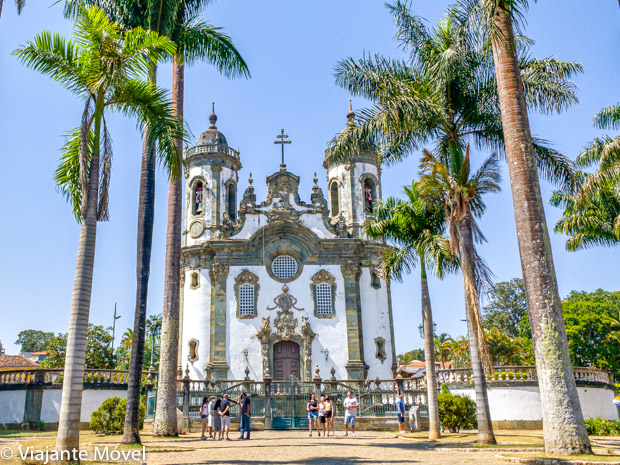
(396, 394, 406, 433)
(237, 392, 251, 440)
(343, 391, 358, 437)
(213, 397, 222, 440)
(219, 393, 232, 440)
(207, 396, 216, 439)
(307, 393, 320, 436)
(200, 396, 208, 440)
(324, 394, 335, 437)
(318, 396, 327, 437)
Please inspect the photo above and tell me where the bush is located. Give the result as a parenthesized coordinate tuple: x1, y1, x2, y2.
(584, 417, 620, 436)
(437, 385, 477, 433)
(90, 397, 145, 435)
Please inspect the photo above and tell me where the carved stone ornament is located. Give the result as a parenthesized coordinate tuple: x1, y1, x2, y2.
(211, 262, 229, 281)
(311, 270, 335, 286)
(256, 316, 272, 342)
(235, 269, 259, 286)
(221, 213, 236, 239)
(341, 260, 361, 280)
(267, 285, 304, 313)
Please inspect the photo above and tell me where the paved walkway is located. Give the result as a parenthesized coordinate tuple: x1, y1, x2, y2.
(144, 430, 503, 465)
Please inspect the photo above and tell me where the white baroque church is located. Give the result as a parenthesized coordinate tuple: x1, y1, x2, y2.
(179, 106, 396, 382)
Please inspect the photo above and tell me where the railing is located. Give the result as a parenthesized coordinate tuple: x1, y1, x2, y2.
(0, 368, 145, 387)
(434, 365, 614, 386)
(185, 144, 239, 159)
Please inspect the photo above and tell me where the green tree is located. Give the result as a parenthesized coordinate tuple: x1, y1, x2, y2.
(482, 278, 527, 337)
(562, 290, 620, 380)
(41, 324, 114, 369)
(460, 0, 591, 453)
(365, 181, 456, 440)
(434, 333, 452, 368)
(13, 5, 181, 454)
(326, 2, 579, 445)
(15, 330, 55, 353)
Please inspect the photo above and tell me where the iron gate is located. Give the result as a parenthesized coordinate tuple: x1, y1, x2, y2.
(271, 376, 316, 429)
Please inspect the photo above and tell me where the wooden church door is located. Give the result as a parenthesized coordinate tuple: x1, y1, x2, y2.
(273, 341, 300, 381)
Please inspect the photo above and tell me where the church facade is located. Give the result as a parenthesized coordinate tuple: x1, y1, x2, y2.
(178, 107, 396, 382)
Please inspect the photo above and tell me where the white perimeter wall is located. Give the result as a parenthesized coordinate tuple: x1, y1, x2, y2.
(452, 386, 619, 422)
(0, 389, 126, 425)
(0, 391, 27, 423)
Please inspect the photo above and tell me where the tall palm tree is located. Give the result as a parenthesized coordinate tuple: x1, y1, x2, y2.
(65, 0, 249, 441)
(419, 146, 501, 444)
(13, 5, 181, 453)
(460, 0, 591, 452)
(0, 0, 24, 22)
(365, 181, 456, 440)
(154, 1, 249, 438)
(326, 1, 581, 446)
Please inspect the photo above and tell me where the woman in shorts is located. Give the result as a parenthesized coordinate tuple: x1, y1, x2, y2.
(200, 397, 208, 440)
(323, 394, 335, 437)
(318, 396, 327, 437)
(307, 393, 320, 436)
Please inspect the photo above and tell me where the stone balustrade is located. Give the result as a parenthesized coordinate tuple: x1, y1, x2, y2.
(0, 368, 143, 387)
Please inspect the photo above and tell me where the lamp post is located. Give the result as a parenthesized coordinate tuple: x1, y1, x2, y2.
(418, 322, 437, 338)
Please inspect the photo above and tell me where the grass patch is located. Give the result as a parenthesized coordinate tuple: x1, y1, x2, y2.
(0, 430, 53, 437)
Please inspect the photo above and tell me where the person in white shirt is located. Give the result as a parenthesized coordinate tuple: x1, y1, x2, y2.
(343, 391, 359, 437)
(207, 396, 216, 439)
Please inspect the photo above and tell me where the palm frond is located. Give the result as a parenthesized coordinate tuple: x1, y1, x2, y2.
(593, 104, 620, 131)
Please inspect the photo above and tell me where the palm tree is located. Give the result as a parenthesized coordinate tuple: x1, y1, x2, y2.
(13, 5, 181, 453)
(0, 0, 24, 22)
(121, 328, 134, 350)
(552, 105, 620, 251)
(65, 0, 249, 441)
(459, 0, 592, 453)
(146, 313, 162, 367)
(419, 146, 501, 444)
(154, 1, 249, 438)
(326, 1, 581, 446)
(434, 333, 452, 369)
(365, 181, 456, 440)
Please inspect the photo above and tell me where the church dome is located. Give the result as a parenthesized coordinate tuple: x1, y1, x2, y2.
(197, 106, 228, 146)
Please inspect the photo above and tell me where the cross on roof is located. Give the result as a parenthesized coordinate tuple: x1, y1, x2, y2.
(273, 129, 292, 167)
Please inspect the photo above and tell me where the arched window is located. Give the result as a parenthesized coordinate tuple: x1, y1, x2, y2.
(235, 270, 259, 318)
(311, 270, 336, 318)
(330, 181, 339, 217)
(192, 181, 205, 215)
(363, 179, 375, 214)
(227, 182, 237, 221)
(238, 283, 255, 316)
(315, 283, 333, 316)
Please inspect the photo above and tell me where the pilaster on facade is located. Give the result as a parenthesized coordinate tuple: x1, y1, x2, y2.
(211, 166, 222, 228)
(208, 262, 229, 380)
(341, 260, 366, 379)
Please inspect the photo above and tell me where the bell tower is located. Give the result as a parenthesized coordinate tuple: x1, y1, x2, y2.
(183, 104, 241, 245)
(324, 103, 381, 237)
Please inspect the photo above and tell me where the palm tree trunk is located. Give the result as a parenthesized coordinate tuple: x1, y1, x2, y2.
(56, 92, 105, 453)
(153, 54, 183, 437)
(123, 65, 158, 445)
(457, 214, 496, 445)
(420, 260, 441, 440)
(489, 6, 591, 455)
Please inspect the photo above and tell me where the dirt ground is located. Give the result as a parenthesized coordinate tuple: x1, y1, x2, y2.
(0, 429, 618, 465)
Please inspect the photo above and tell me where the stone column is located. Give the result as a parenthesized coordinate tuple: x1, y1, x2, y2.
(341, 261, 365, 379)
(177, 267, 186, 375)
(208, 262, 229, 379)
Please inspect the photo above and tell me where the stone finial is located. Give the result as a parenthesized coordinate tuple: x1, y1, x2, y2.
(313, 172, 318, 185)
(209, 102, 217, 129)
(346, 99, 356, 127)
(330, 366, 336, 381)
(184, 364, 190, 380)
(244, 366, 250, 381)
(249, 172, 253, 186)
(315, 364, 320, 377)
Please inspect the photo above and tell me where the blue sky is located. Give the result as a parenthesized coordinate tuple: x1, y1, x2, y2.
(0, 1, 618, 356)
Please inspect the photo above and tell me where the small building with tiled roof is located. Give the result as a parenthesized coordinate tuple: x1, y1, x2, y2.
(0, 354, 40, 371)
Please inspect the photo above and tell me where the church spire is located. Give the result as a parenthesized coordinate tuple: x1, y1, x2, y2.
(346, 99, 356, 128)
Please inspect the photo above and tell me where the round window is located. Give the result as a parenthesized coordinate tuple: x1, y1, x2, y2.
(271, 255, 299, 281)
